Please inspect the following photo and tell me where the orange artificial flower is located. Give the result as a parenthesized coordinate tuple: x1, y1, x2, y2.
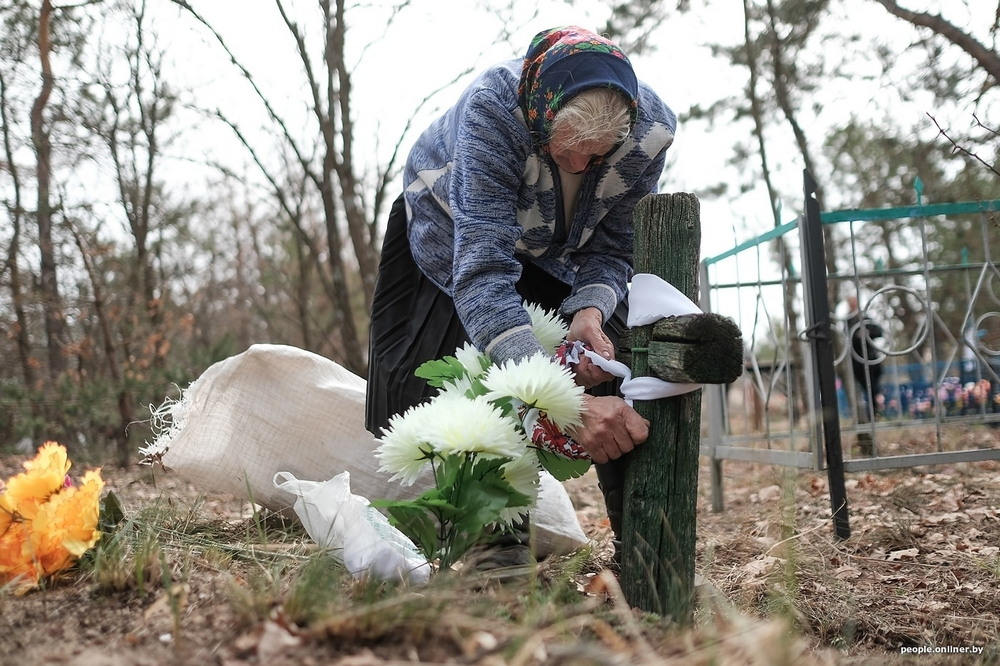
(0, 493, 13, 535)
(4, 441, 71, 520)
(0, 520, 39, 588)
(31, 469, 104, 576)
(0, 443, 104, 592)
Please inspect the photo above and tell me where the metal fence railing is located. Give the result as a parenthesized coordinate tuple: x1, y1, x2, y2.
(699, 171, 1000, 537)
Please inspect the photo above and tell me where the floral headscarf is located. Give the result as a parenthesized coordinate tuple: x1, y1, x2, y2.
(517, 26, 639, 151)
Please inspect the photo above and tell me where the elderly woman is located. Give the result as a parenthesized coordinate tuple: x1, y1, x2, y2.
(366, 26, 677, 568)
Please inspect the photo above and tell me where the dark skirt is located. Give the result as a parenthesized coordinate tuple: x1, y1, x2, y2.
(365, 194, 627, 436)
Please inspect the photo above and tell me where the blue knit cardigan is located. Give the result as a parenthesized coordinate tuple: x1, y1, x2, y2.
(402, 58, 676, 363)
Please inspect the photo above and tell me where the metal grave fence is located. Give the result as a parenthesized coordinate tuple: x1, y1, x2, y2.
(699, 171, 1000, 537)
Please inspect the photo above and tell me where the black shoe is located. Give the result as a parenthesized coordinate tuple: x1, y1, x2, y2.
(462, 517, 533, 575)
(463, 542, 533, 571)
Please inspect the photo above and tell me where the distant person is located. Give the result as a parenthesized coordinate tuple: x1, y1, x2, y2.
(961, 325, 981, 387)
(846, 295, 884, 419)
(365, 26, 677, 569)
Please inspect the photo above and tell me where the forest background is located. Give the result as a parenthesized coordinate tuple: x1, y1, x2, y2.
(0, 0, 997, 466)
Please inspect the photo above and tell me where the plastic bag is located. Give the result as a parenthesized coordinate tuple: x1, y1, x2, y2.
(273, 470, 431, 584)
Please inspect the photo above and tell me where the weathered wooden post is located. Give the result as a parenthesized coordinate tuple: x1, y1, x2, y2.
(620, 192, 741, 620)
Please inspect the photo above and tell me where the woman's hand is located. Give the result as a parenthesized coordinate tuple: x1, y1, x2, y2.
(568, 307, 616, 387)
(568, 395, 649, 464)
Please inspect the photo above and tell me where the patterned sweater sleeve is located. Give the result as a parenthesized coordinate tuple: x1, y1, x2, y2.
(449, 87, 547, 363)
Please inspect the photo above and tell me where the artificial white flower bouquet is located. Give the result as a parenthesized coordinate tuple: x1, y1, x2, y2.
(373, 303, 591, 571)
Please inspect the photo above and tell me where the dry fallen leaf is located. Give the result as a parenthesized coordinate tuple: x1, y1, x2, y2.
(257, 620, 302, 661)
(807, 476, 828, 496)
(834, 565, 862, 580)
(886, 548, 919, 561)
(743, 556, 785, 577)
(754, 485, 782, 503)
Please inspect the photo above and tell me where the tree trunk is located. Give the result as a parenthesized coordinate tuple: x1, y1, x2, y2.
(8, 251, 35, 390)
(763, 0, 826, 423)
(330, 0, 377, 310)
(70, 224, 134, 467)
(1, 69, 37, 391)
(316, 0, 364, 372)
(744, 0, 810, 422)
(31, 0, 67, 380)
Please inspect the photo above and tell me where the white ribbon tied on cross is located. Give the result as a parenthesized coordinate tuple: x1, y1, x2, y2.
(572, 273, 703, 405)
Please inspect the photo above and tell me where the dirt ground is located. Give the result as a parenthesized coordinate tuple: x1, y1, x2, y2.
(2, 430, 1000, 665)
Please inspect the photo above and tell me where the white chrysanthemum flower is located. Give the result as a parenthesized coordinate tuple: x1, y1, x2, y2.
(418, 392, 527, 459)
(497, 453, 541, 525)
(438, 373, 476, 399)
(524, 301, 568, 354)
(482, 353, 585, 430)
(453, 342, 490, 380)
(376, 402, 439, 485)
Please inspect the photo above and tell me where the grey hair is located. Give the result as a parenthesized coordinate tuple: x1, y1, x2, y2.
(549, 87, 632, 150)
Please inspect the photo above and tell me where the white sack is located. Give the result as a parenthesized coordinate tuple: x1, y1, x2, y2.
(142, 344, 589, 558)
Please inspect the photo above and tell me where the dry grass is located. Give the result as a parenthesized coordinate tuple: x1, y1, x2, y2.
(3, 428, 1000, 665)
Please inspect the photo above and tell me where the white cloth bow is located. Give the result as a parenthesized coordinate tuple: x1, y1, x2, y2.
(570, 273, 702, 405)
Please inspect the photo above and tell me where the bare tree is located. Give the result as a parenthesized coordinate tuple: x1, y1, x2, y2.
(0, 67, 36, 391)
(166, 0, 475, 373)
(741, 0, 781, 225)
(872, 0, 1000, 84)
(91, 0, 173, 367)
(871, 0, 1000, 176)
(31, 0, 69, 380)
(740, 0, 813, 422)
(1, 0, 118, 449)
(66, 219, 135, 465)
(166, 0, 385, 372)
